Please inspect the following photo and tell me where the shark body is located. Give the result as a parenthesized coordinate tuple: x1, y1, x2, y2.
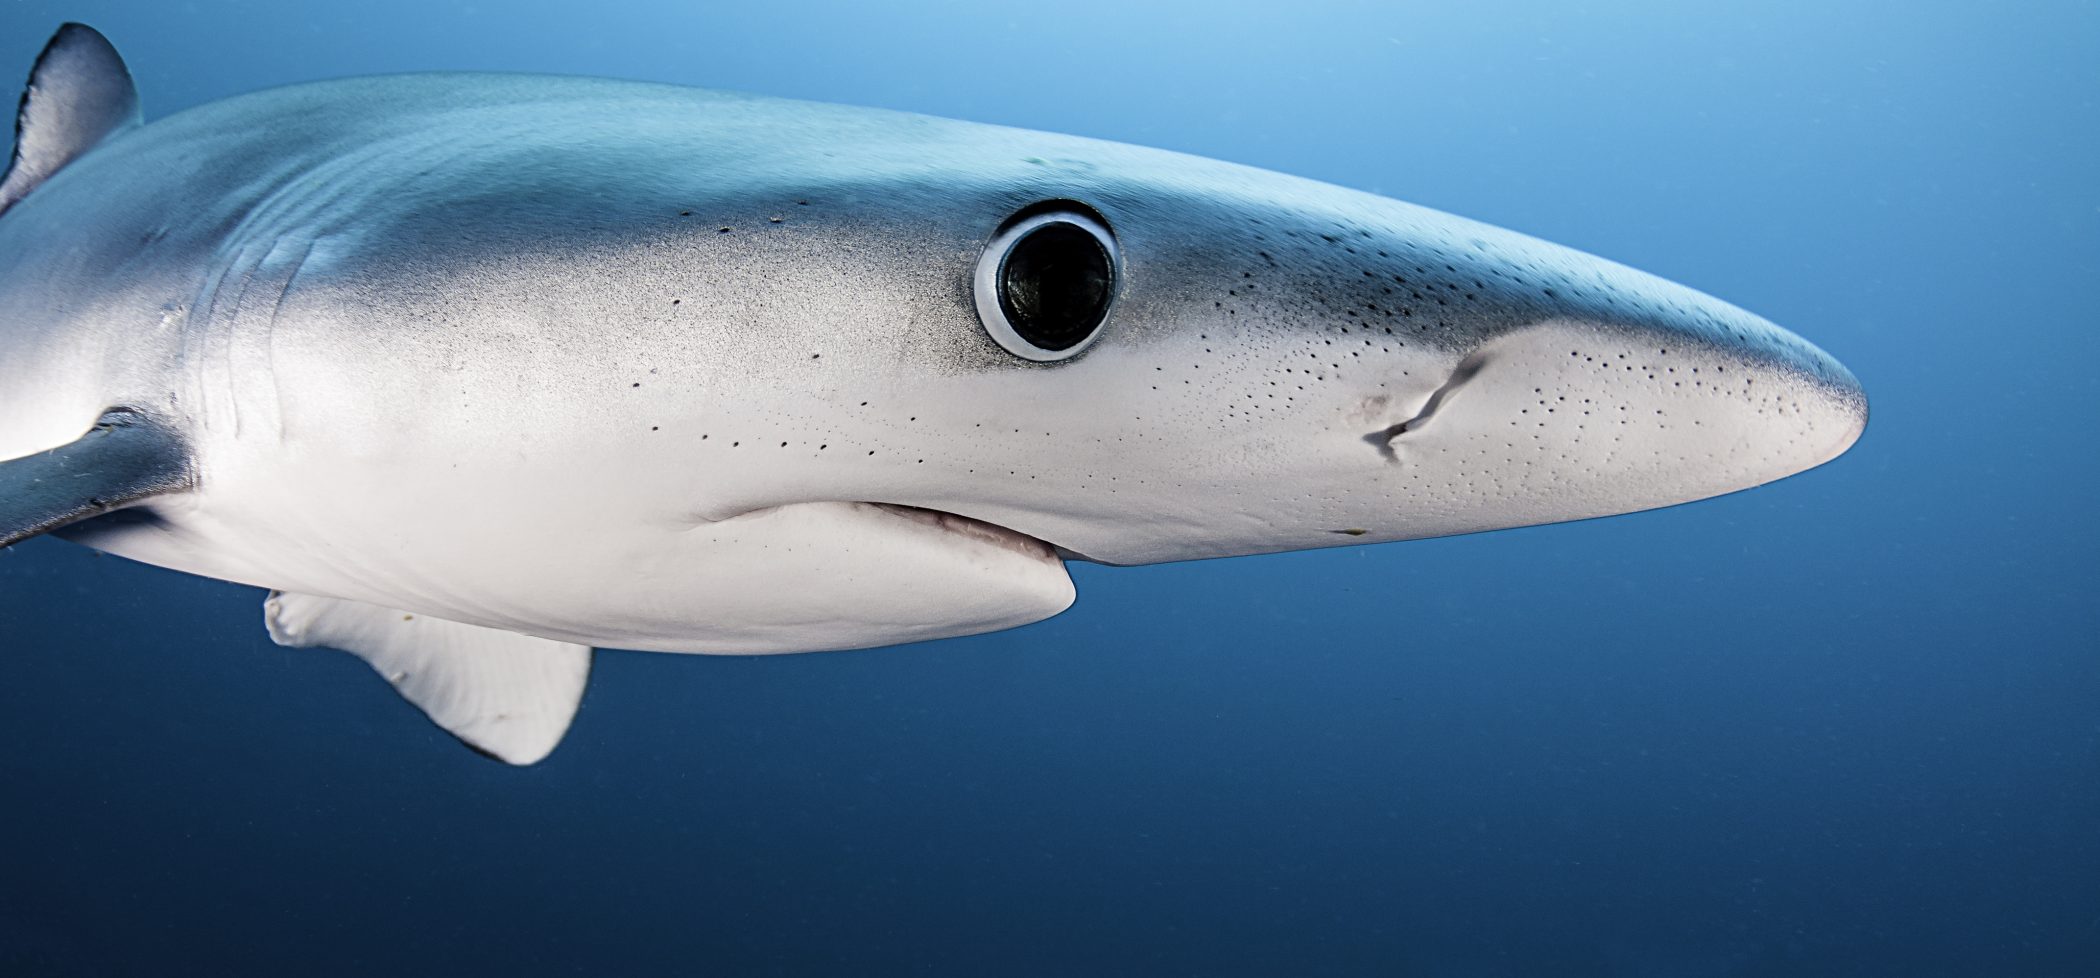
(0, 25, 1865, 762)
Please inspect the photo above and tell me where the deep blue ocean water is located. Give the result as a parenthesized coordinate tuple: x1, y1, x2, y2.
(0, 2, 2093, 975)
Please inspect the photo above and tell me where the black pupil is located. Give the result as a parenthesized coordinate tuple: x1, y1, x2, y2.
(998, 221, 1113, 352)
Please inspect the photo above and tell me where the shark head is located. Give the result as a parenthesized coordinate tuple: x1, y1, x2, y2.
(596, 110, 1869, 568)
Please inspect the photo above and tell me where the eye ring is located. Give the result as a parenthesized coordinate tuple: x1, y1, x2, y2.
(973, 209, 1120, 362)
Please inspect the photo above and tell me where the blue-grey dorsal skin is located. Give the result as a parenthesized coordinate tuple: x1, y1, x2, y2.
(0, 25, 1865, 762)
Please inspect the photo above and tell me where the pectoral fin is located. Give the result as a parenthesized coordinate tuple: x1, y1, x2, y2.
(264, 592, 592, 765)
(0, 410, 191, 548)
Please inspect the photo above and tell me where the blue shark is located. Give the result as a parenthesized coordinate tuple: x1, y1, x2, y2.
(0, 24, 1864, 762)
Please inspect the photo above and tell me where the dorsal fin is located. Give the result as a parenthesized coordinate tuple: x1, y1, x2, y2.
(0, 23, 139, 219)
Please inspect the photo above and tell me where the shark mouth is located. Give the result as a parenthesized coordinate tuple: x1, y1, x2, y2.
(707, 499, 1063, 564)
(860, 502, 1063, 564)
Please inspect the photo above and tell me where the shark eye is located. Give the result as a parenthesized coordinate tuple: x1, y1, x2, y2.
(975, 209, 1118, 361)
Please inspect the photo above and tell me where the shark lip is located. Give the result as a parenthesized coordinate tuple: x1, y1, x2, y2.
(861, 502, 1067, 564)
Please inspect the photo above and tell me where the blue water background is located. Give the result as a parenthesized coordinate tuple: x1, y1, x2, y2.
(1, 1, 2094, 975)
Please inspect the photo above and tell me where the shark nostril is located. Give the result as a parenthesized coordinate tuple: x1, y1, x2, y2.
(1363, 420, 1411, 463)
(1363, 350, 1491, 462)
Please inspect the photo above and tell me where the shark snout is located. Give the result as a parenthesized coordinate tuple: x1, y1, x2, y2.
(1470, 229, 1870, 495)
(1483, 292, 1868, 505)
(1753, 327, 1869, 482)
(1340, 307, 1865, 542)
(1629, 280, 1869, 485)
(1777, 333, 1869, 462)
